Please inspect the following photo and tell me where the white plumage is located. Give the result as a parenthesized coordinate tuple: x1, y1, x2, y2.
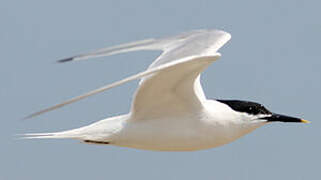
(25, 29, 307, 151)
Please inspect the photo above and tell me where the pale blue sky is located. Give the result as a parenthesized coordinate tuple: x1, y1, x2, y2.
(1, 0, 320, 179)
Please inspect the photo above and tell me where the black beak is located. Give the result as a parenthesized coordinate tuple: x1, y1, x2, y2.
(264, 113, 309, 123)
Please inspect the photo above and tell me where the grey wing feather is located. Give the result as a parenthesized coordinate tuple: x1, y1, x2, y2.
(25, 55, 211, 119)
(147, 29, 231, 69)
(56, 29, 210, 63)
(26, 29, 230, 118)
(57, 39, 159, 63)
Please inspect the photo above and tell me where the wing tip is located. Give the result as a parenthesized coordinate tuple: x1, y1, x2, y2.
(57, 57, 74, 63)
(22, 112, 40, 120)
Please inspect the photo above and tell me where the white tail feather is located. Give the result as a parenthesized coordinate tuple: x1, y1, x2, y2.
(22, 129, 84, 139)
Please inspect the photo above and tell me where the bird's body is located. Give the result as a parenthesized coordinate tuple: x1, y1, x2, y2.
(32, 100, 266, 151)
(112, 100, 266, 151)
(25, 29, 307, 151)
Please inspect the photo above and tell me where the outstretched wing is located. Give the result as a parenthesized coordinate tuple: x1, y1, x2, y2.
(25, 29, 230, 119)
(130, 30, 231, 119)
(56, 30, 199, 63)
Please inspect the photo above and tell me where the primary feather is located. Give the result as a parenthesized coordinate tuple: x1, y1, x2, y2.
(25, 29, 230, 119)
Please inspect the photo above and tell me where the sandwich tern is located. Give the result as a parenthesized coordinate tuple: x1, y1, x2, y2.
(24, 29, 309, 151)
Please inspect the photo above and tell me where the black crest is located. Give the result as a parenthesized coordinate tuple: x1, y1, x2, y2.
(217, 100, 272, 115)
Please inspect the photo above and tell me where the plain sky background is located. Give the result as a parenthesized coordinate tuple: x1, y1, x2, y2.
(1, 0, 320, 180)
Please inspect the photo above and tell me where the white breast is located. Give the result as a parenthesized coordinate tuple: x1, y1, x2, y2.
(113, 100, 265, 151)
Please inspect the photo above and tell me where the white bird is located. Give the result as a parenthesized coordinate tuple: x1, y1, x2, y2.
(24, 29, 309, 151)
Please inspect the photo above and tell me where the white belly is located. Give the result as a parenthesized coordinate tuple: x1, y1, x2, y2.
(112, 113, 265, 151)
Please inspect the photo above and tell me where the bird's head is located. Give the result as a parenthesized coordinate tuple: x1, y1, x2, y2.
(216, 100, 309, 124)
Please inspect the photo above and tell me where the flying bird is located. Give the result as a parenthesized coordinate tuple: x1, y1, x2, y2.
(24, 29, 309, 151)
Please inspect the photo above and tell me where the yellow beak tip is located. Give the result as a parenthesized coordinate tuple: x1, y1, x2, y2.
(300, 119, 310, 124)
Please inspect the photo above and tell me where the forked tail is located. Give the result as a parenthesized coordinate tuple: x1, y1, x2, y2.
(22, 128, 84, 140)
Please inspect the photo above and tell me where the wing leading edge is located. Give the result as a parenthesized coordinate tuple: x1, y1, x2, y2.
(25, 29, 231, 119)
